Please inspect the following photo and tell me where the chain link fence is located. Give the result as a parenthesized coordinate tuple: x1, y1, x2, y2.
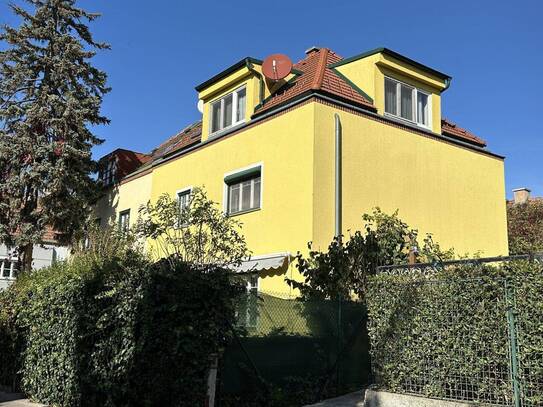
(368, 255, 543, 407)
(217, 290, 370, 406)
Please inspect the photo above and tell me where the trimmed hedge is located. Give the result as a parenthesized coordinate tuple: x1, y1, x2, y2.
(0, 252, 242, 406)
(367, 260, 543, 406)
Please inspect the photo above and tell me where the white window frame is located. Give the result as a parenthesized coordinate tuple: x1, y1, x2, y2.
(384, 76, 432, 129)
(209, 85, 247, 136)
(0, 257, 18, 280)
(176, 186, 193, 227)
(102, 157, 117, 186)
(223, 162, 263, 216)
(119, 209, 130, 233)
(240, 274, 259, 328)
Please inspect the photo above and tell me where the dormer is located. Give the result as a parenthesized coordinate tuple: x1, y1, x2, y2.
(98, 149, 150, 187)
(195, 57, 298, 141)
(328, 48, 451, 134)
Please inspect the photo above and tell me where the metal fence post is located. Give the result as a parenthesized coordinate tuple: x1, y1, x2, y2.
(336, 296, 342, 396)
(505, 279, 521, 407)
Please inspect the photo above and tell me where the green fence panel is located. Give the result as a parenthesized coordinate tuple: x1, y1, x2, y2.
(219, 291, 370, 405)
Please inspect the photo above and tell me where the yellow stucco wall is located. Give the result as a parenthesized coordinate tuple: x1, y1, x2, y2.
(95, 171, 153, 230)
(311, 101, 509, 257)
(150, 103, 316, 294)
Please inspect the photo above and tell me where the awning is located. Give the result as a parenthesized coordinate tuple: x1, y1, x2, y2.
(235, 252, 290, 273)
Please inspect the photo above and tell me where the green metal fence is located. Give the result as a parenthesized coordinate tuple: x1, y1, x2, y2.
(369, 255, 543, 407)
(218, 290, 370, 406)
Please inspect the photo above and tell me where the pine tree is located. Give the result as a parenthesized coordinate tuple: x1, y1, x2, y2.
(0, 0, 110, 271)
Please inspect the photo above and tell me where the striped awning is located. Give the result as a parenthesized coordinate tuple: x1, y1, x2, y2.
(235, 252, 290, 273)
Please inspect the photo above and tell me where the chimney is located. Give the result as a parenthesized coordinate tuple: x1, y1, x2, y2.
(513, 187, 531, 204)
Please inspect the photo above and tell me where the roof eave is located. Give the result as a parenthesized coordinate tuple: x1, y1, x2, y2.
(195, 57, 263, 92)
(328, 47, 451, 81)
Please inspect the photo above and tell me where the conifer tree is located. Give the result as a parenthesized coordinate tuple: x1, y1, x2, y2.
(0, 0, 110, 271)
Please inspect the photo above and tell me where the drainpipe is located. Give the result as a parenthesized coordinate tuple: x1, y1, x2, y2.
(246, 59, 264, 104)
(335, 113, 342, 240)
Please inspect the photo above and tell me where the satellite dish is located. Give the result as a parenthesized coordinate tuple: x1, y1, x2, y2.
(197, 99, 204, 113)
(262, 53, 293, 81)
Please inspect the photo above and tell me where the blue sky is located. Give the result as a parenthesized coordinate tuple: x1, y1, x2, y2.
(1, 0, 542, 198)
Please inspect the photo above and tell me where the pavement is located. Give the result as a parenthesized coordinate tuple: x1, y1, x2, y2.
(0, 392, 45, 407)
(305, 391, 365, 406)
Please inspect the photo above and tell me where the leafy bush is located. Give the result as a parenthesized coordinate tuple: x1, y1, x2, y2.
(136, 187, 249, 268)
(507, 199, 543, 254)
(288, 208, 454, 301)
(0, 228, 243, 406)
(367, 260, 543, 405)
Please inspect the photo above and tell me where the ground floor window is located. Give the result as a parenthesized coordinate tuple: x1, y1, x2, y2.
(0, 258, 17, 280)
(237, 274, 259, 328)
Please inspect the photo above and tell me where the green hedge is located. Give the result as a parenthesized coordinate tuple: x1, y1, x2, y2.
(367, 260, 543, 406)
(0, 252, 242, 406)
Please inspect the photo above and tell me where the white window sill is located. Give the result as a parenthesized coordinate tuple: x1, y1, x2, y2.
(384, 112, 431, 131)
(209, 120, 246, 140)
(227, 207, 261, 218)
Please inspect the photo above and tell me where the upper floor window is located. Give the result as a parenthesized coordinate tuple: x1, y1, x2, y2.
(210, 86, 246, 135)
(119, 209, 130, 234)
(177, 188, 191, 212)
(385, 77, 430, 128)
(226, 167, 261, 216)
(101, 158, 117, 186)
(177, 187, 192, 227)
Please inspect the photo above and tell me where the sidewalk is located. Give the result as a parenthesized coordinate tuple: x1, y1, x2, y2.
(0, 392, 45, 407)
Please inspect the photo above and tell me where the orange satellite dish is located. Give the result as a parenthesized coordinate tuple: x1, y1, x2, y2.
(262, 53, 293, 81)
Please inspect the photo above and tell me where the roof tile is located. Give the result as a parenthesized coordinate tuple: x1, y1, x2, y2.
(441, 118, 487, 147)
(255, 48, 374, 114)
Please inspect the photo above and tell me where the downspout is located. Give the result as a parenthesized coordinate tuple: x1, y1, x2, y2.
(246, 59, 264, 104)
(335, 113, 342, 239)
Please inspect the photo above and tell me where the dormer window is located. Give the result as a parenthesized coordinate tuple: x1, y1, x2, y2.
(210, 86, 246, 135)
(100, 158, 117, 186)
(385, 77, 430, 128)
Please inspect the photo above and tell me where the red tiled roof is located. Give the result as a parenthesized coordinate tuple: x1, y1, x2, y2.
(151, 121, 202, 160)
(255, 48, 375, 114)
(441, 118, 487, 147)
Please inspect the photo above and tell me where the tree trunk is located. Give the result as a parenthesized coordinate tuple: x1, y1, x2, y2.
(20, 244, 33, 273)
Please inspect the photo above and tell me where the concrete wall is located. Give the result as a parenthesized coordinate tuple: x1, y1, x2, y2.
(364, 389, 475, 407)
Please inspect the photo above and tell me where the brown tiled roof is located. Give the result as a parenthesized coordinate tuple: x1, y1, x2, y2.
(441, 118, 487, 147)
(151, 121, 202, 160)
(255, 48, 375, 114)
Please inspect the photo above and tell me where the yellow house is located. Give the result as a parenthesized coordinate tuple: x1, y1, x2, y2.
(95, 47, 508, 295)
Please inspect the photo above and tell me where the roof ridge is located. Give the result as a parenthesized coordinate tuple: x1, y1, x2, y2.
(311, 48, 329, 90)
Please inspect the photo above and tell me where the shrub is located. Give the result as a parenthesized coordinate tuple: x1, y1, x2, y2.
(288, 208, 454, 301)
(507, 199, 543, 255)
(367, 260, 543, 405)
(0, 229, 243, 406)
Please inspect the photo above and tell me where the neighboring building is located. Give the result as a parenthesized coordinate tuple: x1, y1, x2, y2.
(0, 227, 69, 290)
(95, 46, 509, 294)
